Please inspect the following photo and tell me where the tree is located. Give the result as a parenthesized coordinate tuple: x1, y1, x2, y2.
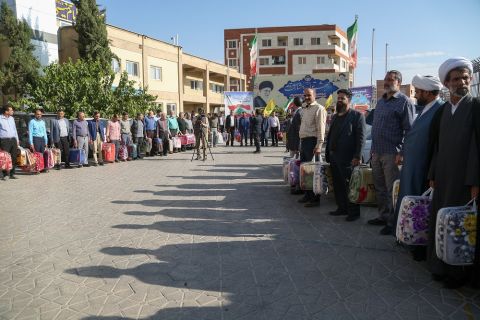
(71, 0, 116, 75)
(110, 72, 157, 116)
(0, 1, 40, 103)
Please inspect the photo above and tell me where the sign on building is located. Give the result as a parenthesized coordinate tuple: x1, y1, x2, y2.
(56, 0, 77, 24)
(224, 92, 254, 115)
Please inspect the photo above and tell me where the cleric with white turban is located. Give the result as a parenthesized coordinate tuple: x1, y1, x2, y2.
(438, 57, 473, 84)
(411, 75, 443, 92)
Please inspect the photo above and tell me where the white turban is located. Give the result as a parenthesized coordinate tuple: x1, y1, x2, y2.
(438, 57, 473, 83)
(411, 74, 443, 91)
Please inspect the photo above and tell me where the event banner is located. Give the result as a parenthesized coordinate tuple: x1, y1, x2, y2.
(253, 74, 349, 109)
(350, 86, 374, 113)
(224, 92, 254, 115)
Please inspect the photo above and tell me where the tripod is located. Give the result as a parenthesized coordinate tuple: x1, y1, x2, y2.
(191, 128, 214, 161)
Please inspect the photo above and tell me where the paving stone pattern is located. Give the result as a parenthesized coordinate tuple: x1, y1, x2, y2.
(0, 146, 479, 320)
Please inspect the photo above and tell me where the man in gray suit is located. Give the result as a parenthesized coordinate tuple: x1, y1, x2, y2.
(50, 110, 71, 169)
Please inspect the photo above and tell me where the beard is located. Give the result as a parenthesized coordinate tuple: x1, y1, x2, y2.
(416, 97, 427, 107)
(451, 86, 469, 98)
(335, 102, 347, 114)
(384, 85, 398, 93)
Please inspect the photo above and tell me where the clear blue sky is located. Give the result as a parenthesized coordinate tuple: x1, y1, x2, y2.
(98, 0, 480, 87)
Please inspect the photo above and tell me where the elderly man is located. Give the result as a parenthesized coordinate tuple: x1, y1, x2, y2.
(72, 111, 90, 167)
(144, 110, 157, 156)
(0, 104, 19, 179)
(156, 112, 170, 156)
(368, 70, 415, 235)
(392, 75, 444, 260)
(269, 112, 280, 147)
(88, 111, 106, 166)
(427, 57, 479, 289)
(51, 109, 71, 169)
(225, 110, 236, 146)
(298, 88, 327, 207)
(325, 89, 366, 221)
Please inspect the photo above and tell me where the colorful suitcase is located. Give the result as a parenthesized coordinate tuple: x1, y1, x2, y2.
(69, 149, 86, 165)
(283, 156, 292, 184)
(348, 165, 376, 204)
(0, 150, 13, 171)
(128, 143, 138, 159)
(118, 145, 128, 161)
(16, 146, 28, 166)
(32, 152, 45, 172)
(44, 149, 55, 169)
(300, 161, 317, 191)
(179, 135, 188, 145)
(173, 137, 181, 149)
(168, 138, 173, 153)
(288, 159, 301, 187)
(313, 163, 330, 195)
(102, 143, 115, 162)
(51, 148, 61, 165)
(436, 200, 476, 266)
(396, 188, 433, 245)
(392, 179, 401, 209)
(186, 134, 195, 145)
(18, 147, 36, 172)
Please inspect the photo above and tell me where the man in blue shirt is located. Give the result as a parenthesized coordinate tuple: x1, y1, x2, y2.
(0, 104, 19, 180)
(368, 70, 415, 235)
(144, 110, 157, 156)
(29, 109, 48, 153)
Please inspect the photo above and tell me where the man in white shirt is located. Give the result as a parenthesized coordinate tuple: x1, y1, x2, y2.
(268, 112, 280, 147)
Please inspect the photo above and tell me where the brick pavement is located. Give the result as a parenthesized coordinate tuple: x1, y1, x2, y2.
(0, 145, 479, 320)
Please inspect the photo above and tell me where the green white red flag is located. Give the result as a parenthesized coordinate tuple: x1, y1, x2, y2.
(347, 17, 358, 69)
(249, 35, 258, 76)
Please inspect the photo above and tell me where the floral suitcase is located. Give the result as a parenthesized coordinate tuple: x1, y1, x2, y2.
(313, 163, 329, 195)
(392, 179, 401, 209)
(44, 149, 55, 169)
(288, 159, 301, 187)
(396, 188, 433, 245)
(300, 161, 317, 191)
(118, 145, 128, 160)
(102, 143, 115, 162)
(348, 165, 376, 204)
(283, 156, 292, 184)
(51, 148, 61, 165)
(436, 200, 476, 266)
(32, 152, 44, 172)
(16, 146, 28, 166)
(0, 150, 13, 171)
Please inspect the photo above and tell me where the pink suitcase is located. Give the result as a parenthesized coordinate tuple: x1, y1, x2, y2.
(44, 149, 55, 169)
(0, 150, 13, 172)
(102, 143, 115, 162)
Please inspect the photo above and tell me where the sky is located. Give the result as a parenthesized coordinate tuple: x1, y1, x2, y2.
(97, 0, 480, 87)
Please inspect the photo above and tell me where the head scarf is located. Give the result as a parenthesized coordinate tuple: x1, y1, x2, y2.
(411, 74, 443, 91)
(438, 57, 473, 83)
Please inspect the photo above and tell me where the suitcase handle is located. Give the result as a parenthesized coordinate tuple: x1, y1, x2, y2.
(421, 187, 434, 199)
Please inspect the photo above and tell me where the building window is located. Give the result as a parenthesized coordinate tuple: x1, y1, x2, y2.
(126, 60, 139, 77)
(294, 38, 303, 46)
(259, 57, 269, 66)
(210, 83, 224, 93)
(298, 57, 307, 64)
(317, 56, 325, 64)
(150, 66, 162, 80)
(166, 103, 176, 115)
(261, 39, 272, 47)
(311, 37, 321, 45)
(228, 59, 237, 67)
(228, 40, 237, 48)
(277, 36, 288, 46)
(342, 42, 347, 51)
(190, 80, 203, 90)
(111, 58, 120, 73)
(272, 55, 285, 65)
(342, 59, 347, 69)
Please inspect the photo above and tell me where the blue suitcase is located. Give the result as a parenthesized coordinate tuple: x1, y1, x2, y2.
(69, 149, 86, 165)
(128, 143, 138, 159)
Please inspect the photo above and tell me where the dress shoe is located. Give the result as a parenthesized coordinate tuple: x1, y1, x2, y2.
(290, 189, 304, 195)
(298, 196, 310, 203)
(345, 215, 360, 222)
(380, 226, 393, 235)
(253, 150, 260, 154)
(367, 218, 386, 226)
(99, 162, 104, 166)
(92, 162, 98, 166)
(304, 200, 320, 207)
(329, 210, 347, 216)
(84, 164, 90, 167)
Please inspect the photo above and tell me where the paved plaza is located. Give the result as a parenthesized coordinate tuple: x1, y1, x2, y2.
(0, 145, 479, 320)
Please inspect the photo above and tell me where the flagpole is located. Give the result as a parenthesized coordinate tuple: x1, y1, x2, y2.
(254, 28, 258, 92)
(370, 28, 375, 88)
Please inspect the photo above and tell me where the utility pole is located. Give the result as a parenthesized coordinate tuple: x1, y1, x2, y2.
(370, 28, 375, 87)
(385, 43, 389, 74)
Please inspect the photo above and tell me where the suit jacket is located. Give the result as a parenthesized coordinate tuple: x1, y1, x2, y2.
(225, 115, 237, 131)
(87, 120, 106, 141)
(286, 108, 302, 151)
(325, 109, 366, 164)
(50, 118, 71, 144)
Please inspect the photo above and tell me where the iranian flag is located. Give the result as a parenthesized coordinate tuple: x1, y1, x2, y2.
(347, 17, 358, 69)
(249, 35, 258, 76)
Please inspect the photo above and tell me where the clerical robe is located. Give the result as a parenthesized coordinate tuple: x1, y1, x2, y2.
(427, 95, 480, 280)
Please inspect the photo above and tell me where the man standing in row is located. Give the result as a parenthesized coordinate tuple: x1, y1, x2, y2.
(251, 109, 262, 154)
(238, 112, 249, 146)
(0, 104, 19, 179)
(144, 111, 157, 156)
(298, 88, 327, 207)
(368, 70, 415, 234)
(225, 110, 236, 146)
(88, 111, 105, 166)
(427, 57, 479, 289)
(132, 113, 145, 159)
(325, 89, 366, 221)
(29, 109, 49, 172)
(269, 112, 280, 147)
(194, 110, 209, 160)
(286, 97, 303, 157)
(51, 109, 71, 169)
(72, 111, 90, 167)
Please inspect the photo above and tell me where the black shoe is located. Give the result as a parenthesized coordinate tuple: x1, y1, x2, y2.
(380, 226, 393, 235)
(9, 175, 17, 179)
(304, 200, 320, 207)
(99, 162, 104, 166)
(115, 160, 119, 163)
(56, 165, 61, 170)
(290, 189, 304, 195)
(84, 164, 90, 167)
(368, 218, 386, 226)
(92, 163, 98, 166)
(329, 210, 347, 216)
(253, 150, 260, 154)
(345, 215, 360, 222)
(65, 165, 73, 169)
(298, 196, 310, 203)
(78, 164, 83, 168)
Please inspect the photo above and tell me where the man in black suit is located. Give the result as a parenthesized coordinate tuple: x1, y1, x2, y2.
(325, 89, 366, 221)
